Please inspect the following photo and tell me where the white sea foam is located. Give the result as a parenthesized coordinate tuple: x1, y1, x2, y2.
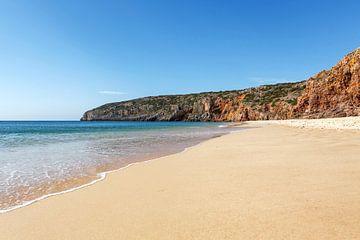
(0, 122, 235, 214)
(0, 156, 173, 214)
(0, 134, 230, 214)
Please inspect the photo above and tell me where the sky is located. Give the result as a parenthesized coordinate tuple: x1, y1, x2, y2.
(0, 0, 359, 120)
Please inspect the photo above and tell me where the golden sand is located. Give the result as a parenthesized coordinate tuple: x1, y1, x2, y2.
(0, 123, 360, 239)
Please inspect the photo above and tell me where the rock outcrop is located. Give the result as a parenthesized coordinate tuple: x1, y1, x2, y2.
(81, 82, 306, 121)
(81, 48, 360, 121)
(293, 48, 360, 118)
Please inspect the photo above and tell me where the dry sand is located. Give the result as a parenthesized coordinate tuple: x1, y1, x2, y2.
(267, 116, 360, 130)
(0, 123, 360, 239)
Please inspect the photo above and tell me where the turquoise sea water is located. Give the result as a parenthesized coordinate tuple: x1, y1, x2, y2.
(0, 121, 232, 212)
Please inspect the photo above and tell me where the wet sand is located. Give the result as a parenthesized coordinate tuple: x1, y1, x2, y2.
(0, 129, 227, 213)
(0, 123, 360, 239)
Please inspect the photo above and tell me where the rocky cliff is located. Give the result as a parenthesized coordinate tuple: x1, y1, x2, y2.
(293, 48, 360, 118)
(81, 48, 360, 121)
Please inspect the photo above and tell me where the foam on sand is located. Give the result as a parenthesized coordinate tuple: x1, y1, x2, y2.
(1, 123, 359, 239)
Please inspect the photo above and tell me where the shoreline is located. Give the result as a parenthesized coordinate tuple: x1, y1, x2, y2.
(1, 116, 359, 214)
(0, 127, 234, 214)
(0, 148, 194, 214)
(1, 119, 360, 239)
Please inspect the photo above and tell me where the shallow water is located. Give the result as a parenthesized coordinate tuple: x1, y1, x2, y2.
(0, 121, 232, 212)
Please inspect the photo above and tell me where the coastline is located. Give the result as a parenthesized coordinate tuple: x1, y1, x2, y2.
(1, 120, 360, 239)
(0, 125, 233, 214)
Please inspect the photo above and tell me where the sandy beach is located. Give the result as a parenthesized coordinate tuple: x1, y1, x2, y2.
(269, 116, 360, 130)
(1, 121, 360, 239)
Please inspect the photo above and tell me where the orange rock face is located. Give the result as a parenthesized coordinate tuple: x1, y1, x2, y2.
(82, 48, 360, 122)
(294, 48, 360, 118)
(213, 48, 360, 121)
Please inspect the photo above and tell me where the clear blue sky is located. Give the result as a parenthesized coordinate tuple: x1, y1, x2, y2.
(1, 0, 359, 120)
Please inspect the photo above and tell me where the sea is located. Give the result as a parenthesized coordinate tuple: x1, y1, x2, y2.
(0, 121, 233, 213)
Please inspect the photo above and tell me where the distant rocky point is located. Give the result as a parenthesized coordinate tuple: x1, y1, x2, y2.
(81, 48, 360, 121)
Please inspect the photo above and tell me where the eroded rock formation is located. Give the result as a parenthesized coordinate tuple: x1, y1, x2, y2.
(81, 48, 360, 121)
(294, 48, 360, 118)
